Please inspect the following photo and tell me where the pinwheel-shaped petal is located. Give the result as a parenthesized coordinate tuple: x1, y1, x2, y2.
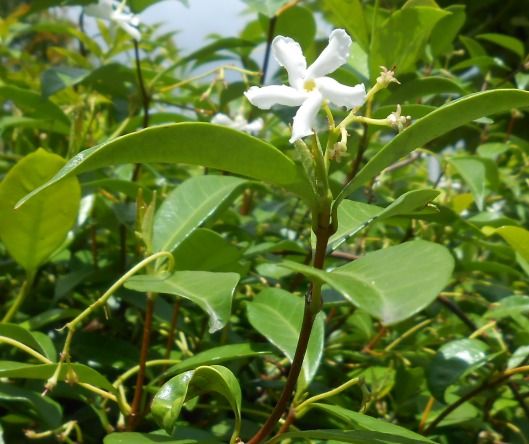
(245, 29, 366, 143)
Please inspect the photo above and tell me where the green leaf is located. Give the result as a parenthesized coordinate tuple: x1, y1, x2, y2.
(335, 89, 529, 210)
(370, 7, 449, 81)
(483, 295, 529, 320)
(477, 33, 525, 60)
(0, 362, 117, 394)
(172, 229, 243, 272)
(159, 343, 276, 381)
(125, 271, 239, 333)
(0, 149, 81, 272)
(482, 225, 529, 262)
(448, 157, 498, 211)
(40, 66, 89, 98)
(323, 0, 369, 50)
(429, 5, 466, 57)
(386, 77, 466, 104)
(152, 365, 241, 442)
(153, 176, 247, 253)
(281, 241, 454, 325)
(241, 0, 291, 17)
(17, 123, 317, 209)
(427, 338, 490, 402)
(0, 115, 70, 135)
(0, 382, 62, 429)
(329, 189, 439, 251)
(0, 85, 70, 126)
(246, 288, 324, 390)
(274, 6, 316, 51)
(306, 404, 435, 442)
(267, 429, 436, 444)
(0, 324, 57, 362)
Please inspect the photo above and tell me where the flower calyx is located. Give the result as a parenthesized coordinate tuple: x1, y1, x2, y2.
(386, 104, 411, 132)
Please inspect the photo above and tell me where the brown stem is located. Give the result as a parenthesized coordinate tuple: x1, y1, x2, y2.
(361, 326, 387, 353)
(260, 16, 277, 85)
(275, 406, 296, 435)
(127, 292, 156, 431)
(346, 123, 368, 183)
(161, 299, 182, 374)
(247, 227, 331, 443)
(437, 295, 477, 332)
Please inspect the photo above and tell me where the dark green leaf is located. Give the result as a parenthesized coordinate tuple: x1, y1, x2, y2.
(267, 429, 436, 444)
(40, 66, 89, 98)
(427, 338, 490, 402)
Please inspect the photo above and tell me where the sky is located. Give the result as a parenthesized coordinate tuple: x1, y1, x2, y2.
(139, 0, 249, 54)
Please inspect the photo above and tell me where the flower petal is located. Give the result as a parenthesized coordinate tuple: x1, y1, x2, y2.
(114, 16, 142, 41)
(290, 91, 323, 143)
(305, 29, 351, 80)
(211, 114, 235, 127)
(316, 77, 366, 109)
(272, 36, 307, 90)
(244, 85, 307, 110)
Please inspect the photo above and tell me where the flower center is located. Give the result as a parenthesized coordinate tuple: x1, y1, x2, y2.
(303, 79, 316, 92)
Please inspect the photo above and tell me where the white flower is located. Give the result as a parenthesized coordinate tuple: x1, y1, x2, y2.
(85, 0, 141, 41)
(244, 29, 366, 143)
(211, 113, 264, 135)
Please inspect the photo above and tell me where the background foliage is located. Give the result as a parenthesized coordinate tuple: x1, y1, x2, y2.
(2, 0, 529, 443)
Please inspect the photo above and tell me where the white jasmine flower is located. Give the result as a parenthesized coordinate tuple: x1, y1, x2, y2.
(329, 141, 349, 163)
(211, 113, 264, 135)
(85, 0, 141, 41)
(244, 29, 366, 143)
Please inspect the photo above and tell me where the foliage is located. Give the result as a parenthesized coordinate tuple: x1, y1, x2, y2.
(1, 0, 529, 443)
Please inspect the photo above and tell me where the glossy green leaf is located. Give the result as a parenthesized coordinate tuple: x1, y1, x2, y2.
(0, 362, 117, 394)
(17, 123, 317, 208)
(267, 429, 435, 444)
(246, 288, 324, 390)
(459, 34, 486, 57)
(427, 338, 491, 402)
(329, 190, 439, 251)
(0, 149, 81, 272)
(477, 33, 525, 60)
(153, 176, 247, 253)
(476, 142, 511, 159)
(323, 0, 368, 50)
(306, 404, 434, 442)
(125, 271, 239, 333)
(335, 89, 529, 210)
(0, 324, 57, 362)
(282, 241, 454, 325)
(508, 345, 529, 370)
(448, 157, 498, 211)
(482, 225, 529, 262)
(159, 343, 276, 381)
(370, 7, 449, 81)
(152, 365, 241, 442)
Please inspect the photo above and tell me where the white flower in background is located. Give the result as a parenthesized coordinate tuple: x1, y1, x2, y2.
(244, 29, 366, 143)
(211, 113, 264, 135)
(85, 0, 141, 41)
